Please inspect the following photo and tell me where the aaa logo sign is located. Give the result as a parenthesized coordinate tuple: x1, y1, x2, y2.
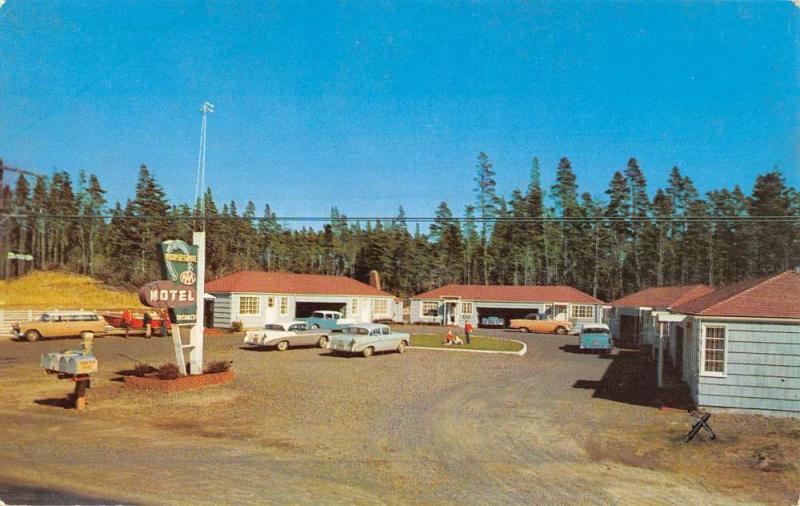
(139, 239, 199, 324)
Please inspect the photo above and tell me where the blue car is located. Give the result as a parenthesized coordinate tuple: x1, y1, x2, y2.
(480, 316, 505, 328)
(579, 323, 613, 353)
(298, 310, 354, 331)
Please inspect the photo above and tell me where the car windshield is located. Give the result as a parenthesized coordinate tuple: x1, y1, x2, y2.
(344, 327, 370, 335)
(583, 327, 610, 335)
(311, 312, 324, 318)
(40, 314, 50, 322)
(264, 324, 285, 331)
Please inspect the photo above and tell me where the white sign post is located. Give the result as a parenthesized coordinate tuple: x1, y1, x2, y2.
(189, 231, 205, 375)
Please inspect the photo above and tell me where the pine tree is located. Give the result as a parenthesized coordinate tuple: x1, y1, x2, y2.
(749, 171, 793, 274)
(474, 152, 499, 284)
(551, 157, 580, 285)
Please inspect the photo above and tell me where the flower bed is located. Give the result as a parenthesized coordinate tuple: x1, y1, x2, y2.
(123, 370, 234, 393)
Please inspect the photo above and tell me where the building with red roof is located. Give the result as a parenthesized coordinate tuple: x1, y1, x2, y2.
(608, 284, 713, 346)
(666, 271, 799, 417)
(205, 271, 400, 328)
(410, 284, 604, 327)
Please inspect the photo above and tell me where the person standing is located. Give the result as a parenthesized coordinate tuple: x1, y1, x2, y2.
(121, 308, 132, 338)
(464, 320, 474, 345)
(159, 309, 169, 337)
(143, 311, 152, 338)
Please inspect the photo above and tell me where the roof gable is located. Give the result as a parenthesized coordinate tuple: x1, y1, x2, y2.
(672, 271, 800, 319)
(205, 271, 393, 297)
(413, 284, 603, 304)
(611, 284, 713, 309)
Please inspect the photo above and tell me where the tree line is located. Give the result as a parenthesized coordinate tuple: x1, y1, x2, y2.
(1, 154, 798, 301)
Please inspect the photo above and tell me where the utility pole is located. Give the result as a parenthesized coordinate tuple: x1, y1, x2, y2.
(189, 102, 213, 375)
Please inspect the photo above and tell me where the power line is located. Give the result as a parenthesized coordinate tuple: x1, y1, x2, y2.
(0, 213, 798, 223)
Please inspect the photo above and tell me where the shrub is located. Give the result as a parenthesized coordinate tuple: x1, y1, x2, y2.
(231, 321, 243, 332)
(158, 363, 180, 380)
(203, 359, 233, 374)
(133, 363, 157, 377)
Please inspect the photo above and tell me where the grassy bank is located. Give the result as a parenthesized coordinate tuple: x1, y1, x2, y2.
(411, 333, 524, 353)
(0, 271, 143, 309)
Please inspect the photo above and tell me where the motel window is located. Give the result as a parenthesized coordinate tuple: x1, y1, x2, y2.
(570, 305, 594, 319)
(267, 297, 275, 309)
(702, 326, 726, 376)
(351, 299, 360, 316)
(461, 302, 473, 316)
(239, 296, 260, 315)
(422, 301, 439, 316)
(373, 299, 388, 314)
(279, 297, 289, 315)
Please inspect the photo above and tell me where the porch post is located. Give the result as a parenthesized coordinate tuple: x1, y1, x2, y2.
(657, 321, 664, 388)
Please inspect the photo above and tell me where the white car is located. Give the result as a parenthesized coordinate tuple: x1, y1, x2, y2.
(328, 323, 410, 358)
(243, 321, 330, 351)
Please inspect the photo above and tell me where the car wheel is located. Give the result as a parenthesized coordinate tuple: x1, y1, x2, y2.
(318, 336, 328, 348)
(276, 340, 289, 351)
(311, 324, 320, 330)
(25, 330, 41, 342)
(555, 326, 567, 335)
(362, 346, 374, 358)
(397, 341, 407, 354)
(520, 327, 529, 333)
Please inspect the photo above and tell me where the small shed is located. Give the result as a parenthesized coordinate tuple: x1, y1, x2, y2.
(410, 284, 604, 327)
(205, 271, 399, 329)
(608, 284, 713, 348)
(671, 270, 800, 417)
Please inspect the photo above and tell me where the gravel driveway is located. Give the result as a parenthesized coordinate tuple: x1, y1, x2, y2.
(0, 327, 796, 505)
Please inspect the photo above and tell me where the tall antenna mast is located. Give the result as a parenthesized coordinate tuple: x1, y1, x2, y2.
(193, 101, 214, 229)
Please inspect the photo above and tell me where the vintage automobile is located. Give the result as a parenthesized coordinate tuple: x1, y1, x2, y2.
(12, 311, 112, 342)
(509, 313, 571, 335)
(299, 310, 355, 330)
(328, 323, 410, 358)
(578, 323, 614, 352)
(243, 321, 331, 351)
(480, 316, 505, 328)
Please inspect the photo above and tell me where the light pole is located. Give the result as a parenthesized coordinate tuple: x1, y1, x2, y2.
(190, 101, 213, 374)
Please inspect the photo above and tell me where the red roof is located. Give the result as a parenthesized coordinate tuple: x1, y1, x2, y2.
(610, 284, 713, 309)
(413, 284, 603, 304)
(205, 271, 393, 297)
(672, 271, 800, 319)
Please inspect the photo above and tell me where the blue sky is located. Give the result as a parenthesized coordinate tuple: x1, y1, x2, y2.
(1, 1, 797, 221)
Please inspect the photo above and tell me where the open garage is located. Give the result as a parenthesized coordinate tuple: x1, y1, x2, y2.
(410, 284, 603, 327)
(475, 305, 541, 328)
(295, 301, 347, 318)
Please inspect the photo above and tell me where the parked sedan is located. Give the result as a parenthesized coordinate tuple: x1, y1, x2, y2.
(328, 323, 410, 358)
(579, 323, 614, 353)
(480, 316, 505, 328)
(243, 321, 330, 351)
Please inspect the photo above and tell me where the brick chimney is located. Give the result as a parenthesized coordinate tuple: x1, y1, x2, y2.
(369, 270, 381, 291)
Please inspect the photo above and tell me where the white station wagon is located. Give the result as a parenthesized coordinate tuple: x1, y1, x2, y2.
(328, 323, 410, 358)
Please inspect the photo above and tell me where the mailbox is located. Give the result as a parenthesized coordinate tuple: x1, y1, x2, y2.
(41, 333, 97, 375)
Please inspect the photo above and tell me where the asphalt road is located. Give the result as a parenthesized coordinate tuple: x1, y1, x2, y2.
(0, 327, 797, 505)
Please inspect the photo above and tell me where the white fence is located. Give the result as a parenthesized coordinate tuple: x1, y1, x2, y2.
(0, 310, 45, 336)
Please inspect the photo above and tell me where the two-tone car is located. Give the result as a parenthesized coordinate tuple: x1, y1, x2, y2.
(578, 323, 614, 353)
(509, 313, 571, 335)
(328, 323, 410, 358)
(243, 321, 331, 351)
(12, 311, 112, 342)
(298, 310, 355, 331)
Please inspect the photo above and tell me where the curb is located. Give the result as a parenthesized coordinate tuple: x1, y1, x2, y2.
(409, 338, 527, 356)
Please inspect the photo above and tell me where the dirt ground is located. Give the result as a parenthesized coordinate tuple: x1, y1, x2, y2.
(0, 325, 797, 505)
